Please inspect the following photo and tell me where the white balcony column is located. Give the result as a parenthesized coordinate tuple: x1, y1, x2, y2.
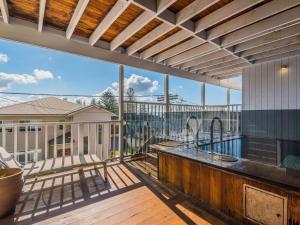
(164, 74, 170, 137)
(119, 64, 125, 162)
(201, 82, 205, 132)
(201, 82, 206, 107)
(227, 88, 231, 132)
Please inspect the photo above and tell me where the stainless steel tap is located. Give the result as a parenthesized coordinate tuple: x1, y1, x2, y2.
(210, 117, 223, 155)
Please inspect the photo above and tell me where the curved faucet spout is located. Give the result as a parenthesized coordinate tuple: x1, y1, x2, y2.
(186, 116, 199, 145)
(210, 117, 223, 155)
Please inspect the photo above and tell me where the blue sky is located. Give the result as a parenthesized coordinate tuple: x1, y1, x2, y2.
(0, 38, 241, 106)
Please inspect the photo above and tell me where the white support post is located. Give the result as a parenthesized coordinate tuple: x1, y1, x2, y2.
(201, 82, 205, 132)
(164, 74, 170, 137)
(236, 105, 240, 134)
(13, 126, 17, 160)
(201, 82, 206, 107)
(62, 124, 65, 157)
(54, 125, 57, 158)
(227, 88, 231, 132)
(70, 124, 73, 156)
(94, 124, 97, 155)
(35, 125, 38, 162)
(77, 124, 80, 155)
(119, 64, 124, 162)
(87, 123, 90, 154)
(45, 125, 48, 160)
(25, 126, 28, 164)
(2, 126, 6, 149)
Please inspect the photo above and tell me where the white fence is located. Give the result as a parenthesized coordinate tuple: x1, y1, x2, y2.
(0, 120, 120, 165)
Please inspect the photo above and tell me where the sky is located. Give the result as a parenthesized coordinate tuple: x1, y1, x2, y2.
(0, 38, 241, 106)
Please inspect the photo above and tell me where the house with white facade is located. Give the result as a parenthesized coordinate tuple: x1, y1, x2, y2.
(0, 97, 118, 164)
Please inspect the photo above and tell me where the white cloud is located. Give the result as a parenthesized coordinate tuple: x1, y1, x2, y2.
(0, 69, 56, 90)
(57, 75, 62, 80)
(97, 74, 159, 102)
(104, 74, 159, 95)
(33, 69, 54, 80)
(0, 72, 37, 90)
(0, 53, 8, 63)
(124, 74, 159, 93)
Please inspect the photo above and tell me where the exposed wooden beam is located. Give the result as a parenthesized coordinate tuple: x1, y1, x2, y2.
(132, 0, 251, 67)
(38, 0, 47, 32)
(190, 55, 236, 72)
(140, 30, 190, 59)
(219, 79, 242, 90)
(195, 0, 264, 33)
(221, 6, 300, 47)
(126, 0, 217, 55)
(234, 23, 300, 53)
(181, 50, 230, 69)
(66, 0, 89, 39)
(198, 58, 245, 74)
(110, 0, 176, 51)
(166, 43, 217, 66)
(140, 0, 260, 61)
(206, 64, 248, 76)
(157, 0, 174, 12)
(127, 23, 173, 55)
(89, 0, 130, 46)
(176, 0, 219, 25)
(216, 70, 243, 79)
(253, 49, 300, 64)
(0, 0, 9, 23)
(155, 38, 204, 63)
(207, 0, 300, 40)
(110, 10, 153, 51)
(240, 34, 300, 58)
(248, 42, 300, 61)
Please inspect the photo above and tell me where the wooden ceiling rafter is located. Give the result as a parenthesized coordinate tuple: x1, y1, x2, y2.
(38, 0, 47, 32)
(0, 0, 9, 23)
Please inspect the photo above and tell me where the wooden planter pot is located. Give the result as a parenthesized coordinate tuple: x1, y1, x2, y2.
(0, 168, 24, 218)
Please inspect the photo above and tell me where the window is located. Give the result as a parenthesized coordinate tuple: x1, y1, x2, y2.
(98, 125, 102, 144)
(19, 120, 42, 132)
(15, 149, 41, 165)
(83, 136, 88, 154)
(19, 120, 30, 132)
(59, 120, 65, 130)
(1, 120, 13, 132)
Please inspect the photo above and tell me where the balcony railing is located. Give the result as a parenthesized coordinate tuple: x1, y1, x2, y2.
(0, 102, 241, 165)
(0, 120, 120, 165)
(124, 101, 241, 156)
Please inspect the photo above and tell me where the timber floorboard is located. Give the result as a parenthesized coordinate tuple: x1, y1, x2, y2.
(0, 161, 235, 225)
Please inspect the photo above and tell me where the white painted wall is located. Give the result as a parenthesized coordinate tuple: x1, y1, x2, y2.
(243, 54, 300, 111)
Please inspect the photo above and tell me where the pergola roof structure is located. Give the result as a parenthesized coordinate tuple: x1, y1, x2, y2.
(1, 0, 300, 91)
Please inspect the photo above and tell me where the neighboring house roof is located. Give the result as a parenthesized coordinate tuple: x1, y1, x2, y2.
(0, 97, 112, 116)
(67, 104, 115, 116)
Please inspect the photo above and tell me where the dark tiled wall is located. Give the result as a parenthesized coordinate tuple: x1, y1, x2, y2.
(242, 110, 300, 164)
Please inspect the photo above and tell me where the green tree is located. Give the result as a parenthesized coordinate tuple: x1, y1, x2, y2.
(99, 90, 118, 114)
(90, 98, 96, 105)
(76, 99, 82, 105)
(127, 88, 135, 102)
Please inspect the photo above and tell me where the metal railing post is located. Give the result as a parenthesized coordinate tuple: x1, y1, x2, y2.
(201, 82, 205, 132)
(227, 88, 231, 132)
(164, 74, 170, 137)
(119, 64, 125, 162)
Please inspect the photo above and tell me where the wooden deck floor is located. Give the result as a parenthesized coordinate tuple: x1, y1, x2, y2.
(0, 160, 233, 225)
